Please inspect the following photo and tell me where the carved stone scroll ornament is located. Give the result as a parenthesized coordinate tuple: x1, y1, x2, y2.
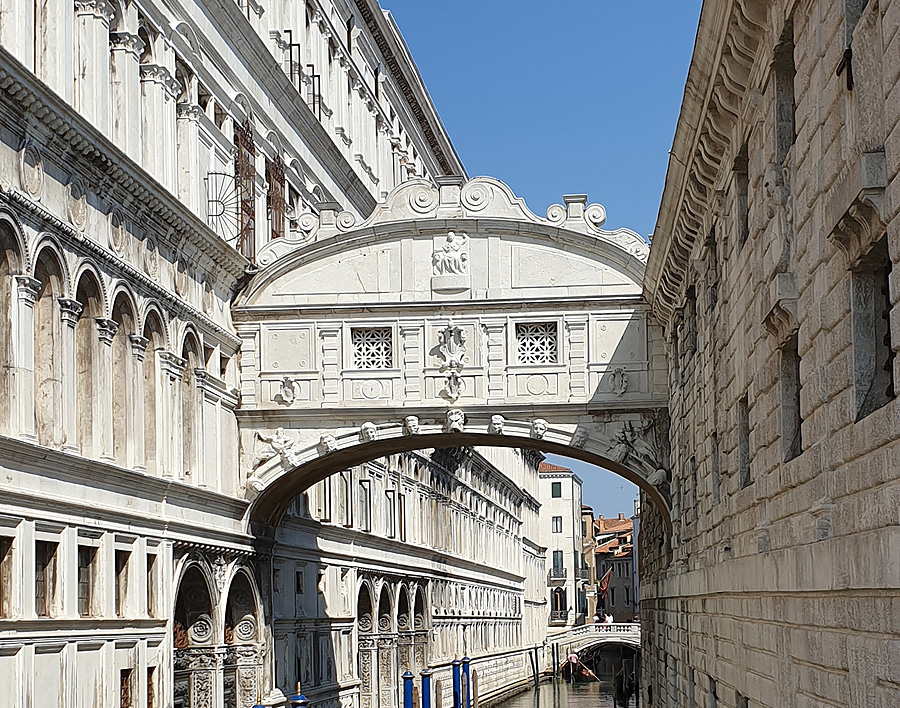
(446, 409, 465, 433)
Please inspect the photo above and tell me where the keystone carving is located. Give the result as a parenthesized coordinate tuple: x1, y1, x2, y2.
(359, 422, 377, 442)
(530, 419, 548, 440)
(402, 416, 420, 436)
(489, 415, 505, 435)
(571, 429, 589, 449)
(446, 409, 465, 433)
(319, 434, 337, 455)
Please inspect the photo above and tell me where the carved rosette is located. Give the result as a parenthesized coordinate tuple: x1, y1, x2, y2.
(66, 176, 88, 230)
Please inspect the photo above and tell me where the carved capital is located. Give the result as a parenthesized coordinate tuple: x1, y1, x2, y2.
(139, 64, 182, 99)
(15, 276, 41, 305)
(177, 103, 203, 122)
(94, 317, 118, 345)
(159, 350, 187, 379)
(58, 298, 84, 327)
(129, 334, 149, 360)
(110, 32, 144, 58)
(75, 0, 115, 22)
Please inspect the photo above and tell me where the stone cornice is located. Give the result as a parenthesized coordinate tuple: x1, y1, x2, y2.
(354, 0, 466, 177)
(0, 44, 250, 286)
(0, 190, 241, 348)
(645, 0, 768, 329)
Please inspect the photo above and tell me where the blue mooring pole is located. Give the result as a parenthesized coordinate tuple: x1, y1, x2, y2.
(462, 656, 471, 708)
(452, 659, 462, 708)
(422, 668, 433, 708)
(403, 670, 414, 708)
(287, 683, 309, 707)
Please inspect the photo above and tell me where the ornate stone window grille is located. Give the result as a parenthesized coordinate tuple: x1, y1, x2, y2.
(234, 119, 256, 260)
(351, 327, 394, 369)
(266, 156, 286, 240)
(516, 322, 558, 364)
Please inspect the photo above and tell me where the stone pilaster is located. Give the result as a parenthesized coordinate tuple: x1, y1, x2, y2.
(58, 298, 84, 451)
(482, 318, 506, 403)
(93, 318, 117, 460)
(176, 103, 203, 214)
(13, 276, 41, 438)
(110, 32, 143, 162)
(399, 319, 424, 402)
(319, 323, 342, 402)
(129, 335, 149, 470)
(565, 315, 589, 400)
(159, 351, 186, 477)
(139, 64, 180, 189)
(74, 0, 115, 134)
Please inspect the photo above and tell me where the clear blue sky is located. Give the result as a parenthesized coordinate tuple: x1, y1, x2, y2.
(383, 2, 702, 516)
(383, 1, 703, 238)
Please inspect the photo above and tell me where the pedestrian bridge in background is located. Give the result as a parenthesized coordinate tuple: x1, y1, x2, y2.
(548, 623, 642, 658)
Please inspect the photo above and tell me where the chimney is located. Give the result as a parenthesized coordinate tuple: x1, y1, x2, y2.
(618, 513, 625, 520)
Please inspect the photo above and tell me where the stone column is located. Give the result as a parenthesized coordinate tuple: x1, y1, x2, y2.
(234, 645, 262, 708)
(93, 318, 117, 461)
(481, 319, 506, 403)
(319, 323, 342, 402)
(399, 319, 424, 402)
(378, 637, 395, 708)
(565, 315, 589, 400)
(110, 32, 143, 163)
(176, 103, 203, 214)
(12, 277, 40, 438)
(129, 335, 149, 470)
(74, 0, 115, 134)
(58, 298, 84, 452)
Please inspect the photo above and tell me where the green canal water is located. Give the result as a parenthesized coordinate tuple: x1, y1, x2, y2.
(493, 681, 638, 707)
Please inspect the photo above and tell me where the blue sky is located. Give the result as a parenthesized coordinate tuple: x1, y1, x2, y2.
(383, 1, 703, 239)
(383, 2, 702, 517)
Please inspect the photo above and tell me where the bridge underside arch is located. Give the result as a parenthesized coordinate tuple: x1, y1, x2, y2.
(234, 176, 673, 534)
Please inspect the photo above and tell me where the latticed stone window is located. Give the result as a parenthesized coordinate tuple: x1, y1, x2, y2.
(516, 322, 558, 364)
(351, 327, 394, 369)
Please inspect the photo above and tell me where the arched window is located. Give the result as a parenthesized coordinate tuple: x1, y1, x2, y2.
(180, 332, 202, 479)
(396, 586, 410, 632)
(142, 312, 165, 474)
(224, 572, 258, 645)
(357, 585, 373, 633)
(33, 250, 65, 447)
(173, 566, 213, 649)
(74, 272, 103, 457)
(110, 293, 136, 467)
(377, 585, 392, 634)
(0, 224, 21, 435)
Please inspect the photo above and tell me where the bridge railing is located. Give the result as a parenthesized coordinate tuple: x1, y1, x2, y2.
(547, 623, 640, 644)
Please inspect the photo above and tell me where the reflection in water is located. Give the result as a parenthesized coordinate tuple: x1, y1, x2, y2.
(495, 680, 638, 708)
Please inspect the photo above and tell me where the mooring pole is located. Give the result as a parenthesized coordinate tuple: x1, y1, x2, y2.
(462, 657, 471, 708)
(421, 668, 433, 708)
(452, 658, 462, 708)
(404, 670, 415, 708)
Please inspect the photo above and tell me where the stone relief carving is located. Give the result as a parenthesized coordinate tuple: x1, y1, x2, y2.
(109, 208, 127, 253)
(489, 415, 505, 434)
(571, 429, 589, 449)
(432, 232, 469, 275)
(143, 233, 159, 277)
(764, 162, 793, 274)
(530, 419, 548, 439)
(213, 554, 228, 592)
(446, 409, 465, 433)
(188, 614, 213, 644)
(319, 434, 337, 455)
(608, 367, 628, 396)
(646, 467, 670, 494)
(607, 420, 661, 472)
(359, 422, 377, 442)
(403, 415, 420, 435)
(18, 139, 43, 199)
(435, 324, 468, 401)
(274, 376, 299, 405)
(256, 428, 298, 467)
(66, 176, 87, 230)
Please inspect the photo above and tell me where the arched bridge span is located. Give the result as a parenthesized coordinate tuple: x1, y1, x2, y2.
(232, 176, 672, 529)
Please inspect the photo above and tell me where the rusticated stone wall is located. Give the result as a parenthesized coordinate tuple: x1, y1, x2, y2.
(643, 0, 900, 706)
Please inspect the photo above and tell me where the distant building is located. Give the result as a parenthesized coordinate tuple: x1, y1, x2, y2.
(580, 504, 597, 619)
(538, 462, 584, 627)
(594, 513, 635, 623)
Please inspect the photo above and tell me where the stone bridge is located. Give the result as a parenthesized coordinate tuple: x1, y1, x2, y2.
(547, 623, 642, 662)
(232, 177, 673, 529)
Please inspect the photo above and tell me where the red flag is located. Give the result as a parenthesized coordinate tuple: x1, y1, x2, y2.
(598, 567, 613, 598)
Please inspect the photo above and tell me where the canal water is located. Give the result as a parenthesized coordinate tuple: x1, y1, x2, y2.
(494, 680, 638, 707)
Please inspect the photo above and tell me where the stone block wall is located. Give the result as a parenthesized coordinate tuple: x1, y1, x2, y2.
(643, 0, 900, 706)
